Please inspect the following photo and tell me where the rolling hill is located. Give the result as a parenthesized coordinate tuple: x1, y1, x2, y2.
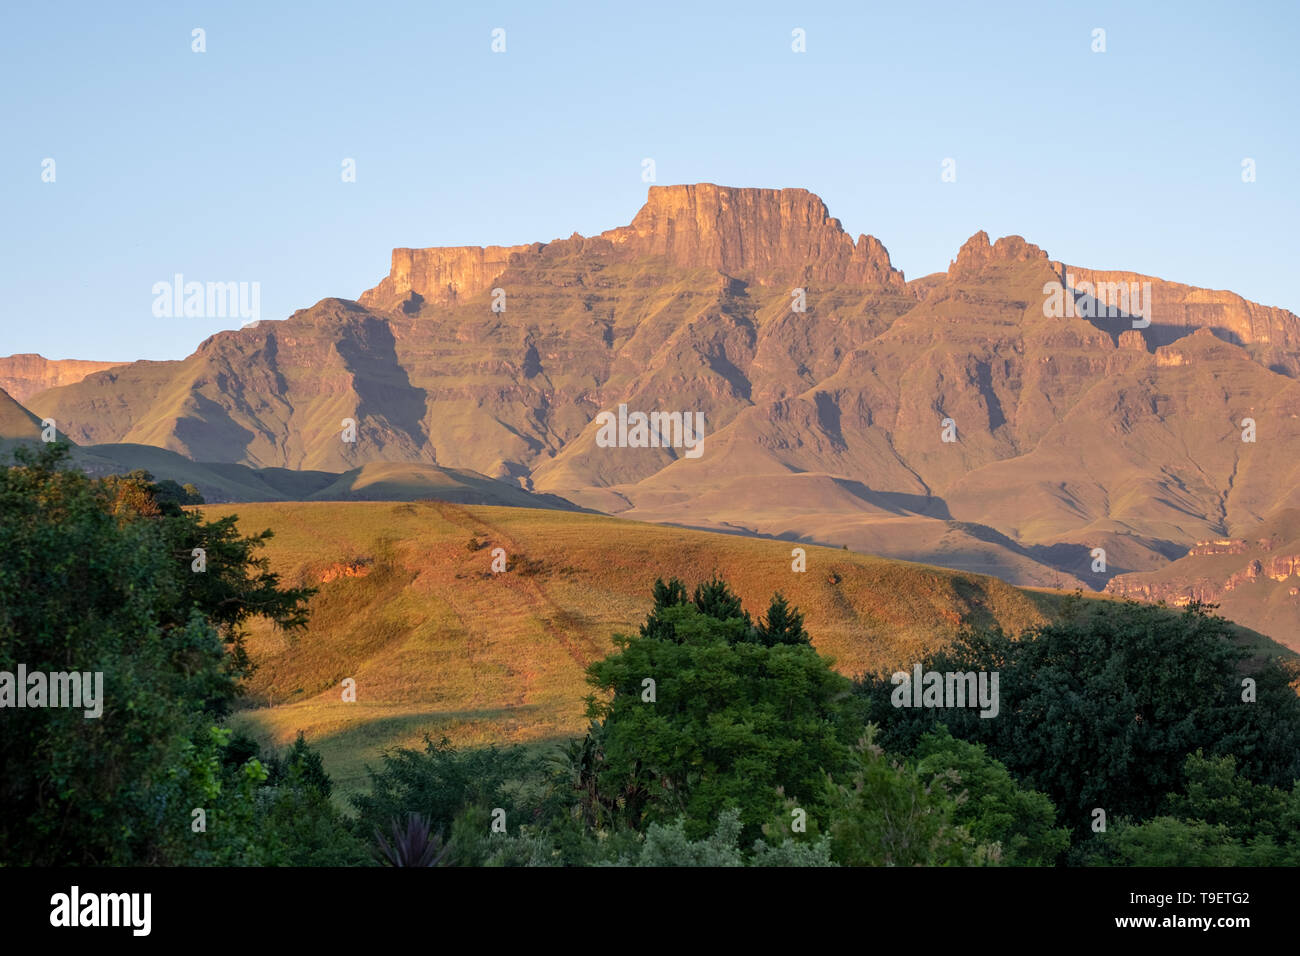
(0, 412, 583, 509)
(73, 443, 582, 509)
(216, 500, 1288, 798)
(0, 386, 45, 442)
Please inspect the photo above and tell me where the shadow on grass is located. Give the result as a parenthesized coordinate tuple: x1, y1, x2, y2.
(233, 704, 584, 812)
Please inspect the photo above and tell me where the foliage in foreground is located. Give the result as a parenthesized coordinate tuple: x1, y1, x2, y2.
(5, 443, 1296, 867)
(353, 581, 1069, 866)
(855, 598, 1300, 837)
(0, 444, 357, 865)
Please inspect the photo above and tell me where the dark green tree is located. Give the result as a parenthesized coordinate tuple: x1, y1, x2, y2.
(1070, 751, 1300, 866)
(691, 575, 749, 625)
(0, 444, 320, 864)
(822, 727, 988, 866)
(1072, 750, 1299, 866)
(756, 592, 811, 647)
(856, 600, 1300, 837)
(914, 727, 1068, 866)
(272, 730, 334, 798)
(639, 577, 689, 642)
(584, 583, 865, 842)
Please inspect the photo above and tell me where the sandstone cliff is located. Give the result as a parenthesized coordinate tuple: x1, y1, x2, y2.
(1104, 510, 1300, 652)
(359, 184, 907, 310)
(359, 244, 536, 311)
(598, 184, 906, 287)
(947, 231, 1050, 278)
(1058, 265, 1300, 373)
(0, 354, 125, 402)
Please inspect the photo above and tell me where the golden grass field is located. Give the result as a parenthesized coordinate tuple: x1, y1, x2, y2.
(212, 500, 1061, 798)
(213, 500, 1288, 802)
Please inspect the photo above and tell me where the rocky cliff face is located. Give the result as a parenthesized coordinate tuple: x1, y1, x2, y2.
(597, 184, 906, 287)
(947, 231, 1050, 278)
(1106, 555, 1300, 603)
(0, 354, 125, 402)
(1104, 511, 1300, 651)
(359, 244, 536, 312)
(358, 185, 907, 311)
(1058, 266, 1300, 373)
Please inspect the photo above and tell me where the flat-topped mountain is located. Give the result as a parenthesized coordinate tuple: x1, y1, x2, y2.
(20, 185, 1300, 642)
(358, 184, 905, 312)
(0, 354, 126, 402)
(595, 184, 906, 286)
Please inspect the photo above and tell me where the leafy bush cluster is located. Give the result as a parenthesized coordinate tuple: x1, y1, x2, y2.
(0, 445, 362, 865)
(348, 578, 1070, 866)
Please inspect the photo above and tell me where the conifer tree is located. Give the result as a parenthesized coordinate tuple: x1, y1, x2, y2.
(692, 575, 748, 625)
(640, 577, 689, 641)
(757, 592, 811, 647)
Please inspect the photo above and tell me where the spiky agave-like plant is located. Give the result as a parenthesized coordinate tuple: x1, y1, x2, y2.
(373, 812, 453, 867)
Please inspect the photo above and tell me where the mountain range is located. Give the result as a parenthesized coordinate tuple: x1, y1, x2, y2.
(6, 183, 1300, 648)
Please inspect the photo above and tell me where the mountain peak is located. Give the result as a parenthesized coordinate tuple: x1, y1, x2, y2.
(948, 231, 1049, 278)
(602, 184, 904, 286)
(358, 184, 907, 310)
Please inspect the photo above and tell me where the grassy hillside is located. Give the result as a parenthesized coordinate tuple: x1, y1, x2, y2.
(218, 500, 1291, 800)
(0, 387, 43, 440)
(218, 501, 1054, 797)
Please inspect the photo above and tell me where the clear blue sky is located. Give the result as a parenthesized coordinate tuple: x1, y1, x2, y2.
(2, 0, 1296, 361)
